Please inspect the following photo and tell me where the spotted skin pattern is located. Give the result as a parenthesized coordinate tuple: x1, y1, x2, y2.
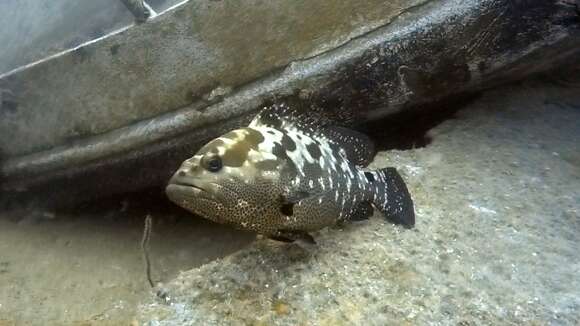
(166, 103, 415, 242)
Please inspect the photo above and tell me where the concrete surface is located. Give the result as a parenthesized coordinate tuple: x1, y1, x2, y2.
(136, 77, 580, 325)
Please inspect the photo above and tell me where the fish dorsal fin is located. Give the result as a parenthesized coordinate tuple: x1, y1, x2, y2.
(250, 103, 376, 166)
(249, 103, 332, 133)
(324, 126, 376, 167)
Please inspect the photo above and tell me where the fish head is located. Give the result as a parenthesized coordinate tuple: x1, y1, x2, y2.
(166, 127, 288, 231)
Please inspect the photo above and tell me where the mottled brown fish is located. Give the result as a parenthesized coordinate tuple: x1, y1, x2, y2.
(166, 104, 415, 243)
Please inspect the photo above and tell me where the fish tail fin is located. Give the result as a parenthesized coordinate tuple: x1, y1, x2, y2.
(366, 167, 415, 228)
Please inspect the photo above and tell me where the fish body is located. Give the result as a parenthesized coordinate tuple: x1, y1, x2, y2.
(166, 104, 415, 242)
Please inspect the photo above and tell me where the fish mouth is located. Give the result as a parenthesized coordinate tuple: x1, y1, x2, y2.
(169, 179, 205, 191)
(166, 181, 206, 196)
(166, 174, 207, 199)
(167, 173, 207, 191)
(166, 177, 224, 204)
(166, 183, 201, 193)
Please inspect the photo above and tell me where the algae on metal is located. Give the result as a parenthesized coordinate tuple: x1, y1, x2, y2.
(138, 78, 580, 325)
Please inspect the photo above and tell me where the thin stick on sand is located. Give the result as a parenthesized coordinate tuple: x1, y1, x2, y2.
(141, 214, 154, 288)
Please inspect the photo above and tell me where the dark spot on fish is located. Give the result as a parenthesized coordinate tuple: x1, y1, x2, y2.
(267, 130, 276, 135)
(272, 142, 298, 177)
(306, 143, 322, 159)
(281, 133, 296, 151)
(364, 172, 375, 182)
(328, 142, 341, 155)
(280, 203, 294, 216)
(272, 142, 286, 158)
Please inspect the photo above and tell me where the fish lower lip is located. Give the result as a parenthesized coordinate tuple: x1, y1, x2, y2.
(170, 182, 204, 191)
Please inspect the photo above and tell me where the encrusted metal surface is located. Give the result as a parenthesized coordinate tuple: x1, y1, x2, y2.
(1, 0, 579, 205)
(0, 0, 428, 157)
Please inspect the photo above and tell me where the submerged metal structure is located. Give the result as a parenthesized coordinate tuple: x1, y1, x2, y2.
(1, 0, 579, 206)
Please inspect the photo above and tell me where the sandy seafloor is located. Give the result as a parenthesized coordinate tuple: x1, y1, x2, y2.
(0, 76, 579, 326)
(0, 199, 255, 325)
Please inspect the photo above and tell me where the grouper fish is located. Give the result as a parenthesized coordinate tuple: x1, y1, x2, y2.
(166, 103, 415, 243)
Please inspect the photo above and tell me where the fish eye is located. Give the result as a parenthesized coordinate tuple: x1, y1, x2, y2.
(206, 156, 223, 172)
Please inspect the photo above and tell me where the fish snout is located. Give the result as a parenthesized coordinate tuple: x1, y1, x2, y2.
(166, 167, 225, 202)
(165, 169, 206, 206)
(168, 167, 203, 189)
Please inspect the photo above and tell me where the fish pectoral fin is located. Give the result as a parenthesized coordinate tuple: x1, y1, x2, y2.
(279, 190, 313, 217)
(279, 191, 309, 217)
(270, 230, 316, 245)
(283, 190, 311, 204)
(280, 189, 334, 217)
(283, 187, 338, 205)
